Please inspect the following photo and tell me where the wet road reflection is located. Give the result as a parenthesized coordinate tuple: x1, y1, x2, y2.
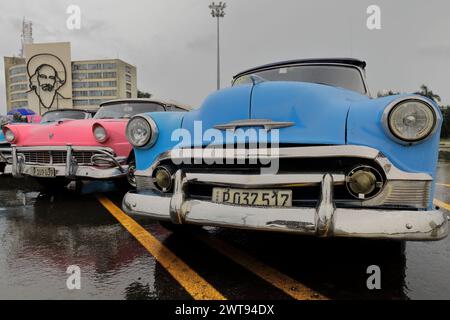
(0, 154, 448, 300)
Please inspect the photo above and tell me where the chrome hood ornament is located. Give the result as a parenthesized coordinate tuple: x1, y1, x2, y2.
(214, 119, 294, 131)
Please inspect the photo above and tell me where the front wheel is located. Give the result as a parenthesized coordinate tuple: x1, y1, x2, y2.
(127, 160, 136, 188)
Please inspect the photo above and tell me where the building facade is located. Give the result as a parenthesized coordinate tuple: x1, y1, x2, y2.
(4, 42, 137, 114)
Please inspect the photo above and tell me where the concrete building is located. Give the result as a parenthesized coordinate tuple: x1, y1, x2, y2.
(4, 42, 137, 114)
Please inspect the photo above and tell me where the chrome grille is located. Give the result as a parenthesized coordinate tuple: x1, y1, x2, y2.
(21, 151, 96, 165)
(383, 180, 431, 208)
(22, 151, 51, 164)
(136, 175, 154, 191)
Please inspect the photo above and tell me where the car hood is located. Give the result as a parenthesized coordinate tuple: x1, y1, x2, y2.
(181, 81, 369, 146)
(5, 119, 129, 147)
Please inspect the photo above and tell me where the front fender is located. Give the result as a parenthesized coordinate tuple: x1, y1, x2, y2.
(347, 94, 442, 209)
(134, 112, 185, 170)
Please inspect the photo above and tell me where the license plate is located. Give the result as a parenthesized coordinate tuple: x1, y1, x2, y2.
(212, 188, 292, 207)
(31, 167, 56, 177)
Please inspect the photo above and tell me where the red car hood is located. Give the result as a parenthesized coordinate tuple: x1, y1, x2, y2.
(5, 119, 132, 157)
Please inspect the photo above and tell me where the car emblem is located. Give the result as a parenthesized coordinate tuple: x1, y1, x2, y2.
(49, 133, 54, 139)
(214, 119, 294, 131)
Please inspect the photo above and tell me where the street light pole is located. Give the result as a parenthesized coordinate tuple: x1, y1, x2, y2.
(209, 2, 226, 90)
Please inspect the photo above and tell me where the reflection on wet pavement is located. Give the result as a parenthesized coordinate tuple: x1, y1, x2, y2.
(0, 154, 448, 300)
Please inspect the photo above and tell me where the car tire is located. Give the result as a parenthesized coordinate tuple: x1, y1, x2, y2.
(159, 221, 203, 233)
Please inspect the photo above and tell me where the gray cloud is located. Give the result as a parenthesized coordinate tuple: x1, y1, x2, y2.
(1, 0, 450, 115)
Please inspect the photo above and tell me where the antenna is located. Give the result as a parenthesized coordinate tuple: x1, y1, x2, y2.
(20, 17, 34, 58)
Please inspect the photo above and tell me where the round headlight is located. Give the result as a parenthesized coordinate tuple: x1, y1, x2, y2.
(385, 99, 437, 143)
(4, 128, 15, 143)
(93, 124, 108, 143)
(126, 116, 158, 148)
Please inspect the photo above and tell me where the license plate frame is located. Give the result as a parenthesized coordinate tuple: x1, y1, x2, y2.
(212, 188, 292, 207)
(30, 166, 56, 178)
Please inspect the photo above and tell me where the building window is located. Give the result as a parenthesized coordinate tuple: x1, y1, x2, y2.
(88, 99, 105, 106)
(103, 72, 117, 79)
(11, 92, 28, 101)
(125, 74, 131, 82)
(73, 91, 89, 97)
(102, 63, 116, 70)
(126, 91, 132, 98)
(9, 66, 26, 76)
(126, 83, 132, 91)
(72, 73, 88, 80)
(88, 72, 103, 79)
(12, 101, 28, 108)
(72, 64, 88, 71)
(72, 81, 117, 88)
(87, 63, 102, 70)
(10, 75, 27, 83)
(73, 99, 89, 106)
(125, 65, 131, 74)
(10, 83, 28, 92)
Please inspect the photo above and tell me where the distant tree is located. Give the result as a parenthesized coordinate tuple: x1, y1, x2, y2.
(440, 106, 450, 139)
(377, 89, 400, 97)
(137, 90, 152, 98)
(415, 84, 441, 103)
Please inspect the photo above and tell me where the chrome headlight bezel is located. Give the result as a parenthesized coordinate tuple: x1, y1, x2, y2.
(92, 123, 108, 143)
(382, 96, 439, 145)
(4, 128, 16, 143)
(126, 115, 158, 148)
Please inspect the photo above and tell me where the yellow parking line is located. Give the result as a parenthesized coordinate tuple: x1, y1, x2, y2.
(97, 196, 226, 300)
(434, 198, 450, 212)
(194, 233, 328, 300)
(436, 183, 450, 188)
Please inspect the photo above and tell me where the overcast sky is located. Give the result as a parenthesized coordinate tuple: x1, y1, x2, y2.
(1, 0, 449, 114)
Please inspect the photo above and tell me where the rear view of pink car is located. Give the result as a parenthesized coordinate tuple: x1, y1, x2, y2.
(2, 99, 189, 189)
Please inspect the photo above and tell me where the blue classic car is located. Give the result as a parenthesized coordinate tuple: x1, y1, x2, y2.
(122, 58, 448, 241)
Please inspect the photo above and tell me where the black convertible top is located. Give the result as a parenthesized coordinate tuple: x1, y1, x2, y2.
(233, 58, 367, 79)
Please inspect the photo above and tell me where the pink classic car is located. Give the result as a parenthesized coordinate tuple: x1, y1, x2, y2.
(1, 99, 189, 189)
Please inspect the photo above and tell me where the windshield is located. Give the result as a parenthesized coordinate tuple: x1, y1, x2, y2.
(41, 110, 89, 123)
(233, 65, 367, 94)
(93, 102, 165, 119)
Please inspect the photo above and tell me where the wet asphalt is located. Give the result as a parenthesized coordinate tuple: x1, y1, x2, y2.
(0, 154, 449, 300)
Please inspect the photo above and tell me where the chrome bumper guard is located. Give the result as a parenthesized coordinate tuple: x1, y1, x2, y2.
(0, 146, 11, 174)
(8, 145, 128, 179)
(122, 145, 449, 240)
(123, 170, 448, 240)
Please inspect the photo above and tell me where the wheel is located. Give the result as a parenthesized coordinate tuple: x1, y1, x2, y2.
(159, 221, 203, 233)
(127, 160, 136, 188)
(35, 178, 69, 192)
(114, 156, 136, 191)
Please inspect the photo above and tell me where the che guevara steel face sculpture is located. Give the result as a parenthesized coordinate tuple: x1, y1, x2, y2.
(27, 54, 69, 109)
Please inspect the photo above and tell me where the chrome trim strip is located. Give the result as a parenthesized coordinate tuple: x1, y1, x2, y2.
(9, 145, 128, 179)
(12, 145, 115, 153)
(214, 119, 294, 131)
(136, 145, 432, 182)
(185, 172, 346, 188)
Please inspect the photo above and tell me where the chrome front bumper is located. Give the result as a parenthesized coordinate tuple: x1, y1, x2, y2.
(0, 145, 11, 174)
(122, 145, 449, 240)
(7, 145, 128, 180)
